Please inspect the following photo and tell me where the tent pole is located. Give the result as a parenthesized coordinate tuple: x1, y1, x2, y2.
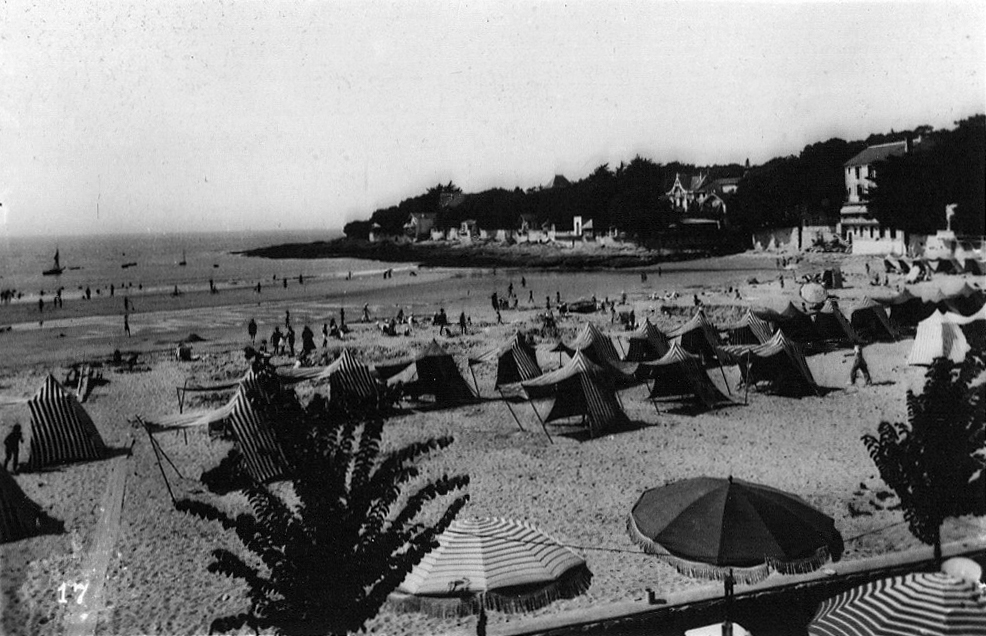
(717, 356, 731, 395)
(744, 352, 751, 405)
(142, 419, 176, 505)
(499, 390, 525, 431)
(615, 338, 626, 358)
(468, 366, 481, 398)
(529, 401, 552, 443)
(150, 432, 186, 479)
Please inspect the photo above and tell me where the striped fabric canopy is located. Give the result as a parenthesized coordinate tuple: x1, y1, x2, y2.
(24, 375, 106, 471)
(723, 309, 775, 346)
(722, 331, 819, 397)
(779, 301, 822, 343)
(665, 310, 725, 366)
(225, 390, 289, 484)
(394, 517, 591, 617)
(470, 334, 542, 389)
(908, 311, 972, 366)
(568, 322, 622, 363)
(849, 297, 899, 342)
(522, 351, 628, 437)
(385, 340, 477, 405)
(809, 571, 986, 636)
(811, 302, 858, 343)
(637, 342, 730, 410)
(315, 350, 381, 402)
(623, 319, 671, 362)
(1, 467, 62, 543)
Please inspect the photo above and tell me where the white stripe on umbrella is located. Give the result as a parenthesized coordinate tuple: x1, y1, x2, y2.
(809, 572, 986, 636)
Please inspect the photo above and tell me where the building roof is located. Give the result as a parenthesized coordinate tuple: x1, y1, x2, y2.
(844, 141, 908, 168)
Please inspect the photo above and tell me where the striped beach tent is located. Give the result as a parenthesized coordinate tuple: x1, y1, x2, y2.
(469, 334, 542, 389)
(0, 468, 62, 543)
(778, 301, 822, 343)
(315, 350, 381, 403)
(666, 309, 725, 366)
(622, 319, 670, 362)
(849, 297, 899, 342)
(225, 389, 290, 484)
(385, 340, 477, 405)
(392, 517, 592, 617)
(811, 301, 858, 343)
(731, 331, 819, 397)
(521, 350, 628, 437)
(809, 571, 986, 636)
(567, 322, 637, 377)
(21, 376, 106, 471)
(637, 342, 730, 410)
(723, 309, 774, 346)
(145, 368, 269, 432)
(907, 311, 971, 366)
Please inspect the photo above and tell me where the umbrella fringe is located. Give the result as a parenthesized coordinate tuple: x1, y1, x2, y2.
(625, 514, 785, 586)
(386, 564, 593, 618)
(768, 547, 832, 575)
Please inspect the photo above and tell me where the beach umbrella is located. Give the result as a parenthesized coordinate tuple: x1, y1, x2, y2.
(800, 282, 828, 306)
(389, 517, 592, 628)
(628, 476, 843, 627)
(808, 571, 986, 636)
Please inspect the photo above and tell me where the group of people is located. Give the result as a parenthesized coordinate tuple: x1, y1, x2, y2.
(246, 309, 349, 360)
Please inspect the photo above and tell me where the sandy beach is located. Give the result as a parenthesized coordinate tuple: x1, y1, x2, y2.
(1, 250, 983, 636)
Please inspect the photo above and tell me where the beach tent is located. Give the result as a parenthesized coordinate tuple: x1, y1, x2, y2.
(316, 350, 382, 404)
(567, 322, 639, 380)
(147, 368, 273, 432)
(383, 340, 477, 405)
(907, 311, 971, 366)
(727, 331, 819, 397)
(849, 297, 899, 342)
(879, 288, 932, 331)
(722, 309, 774, 346)
(224, 388, 290, 484)
(0, 468, 62, 543)
(622, 319, 670, 362)
(469, 333, 542, 390)
(636, 342, 730, 411)
(521, 350, 628, 437)
(0, 376, 107, 472)
(776, 302, 821, 343)
(665, 309, 725, 366)
(810, 301, 858, 343)
(821, 268, 843, 289)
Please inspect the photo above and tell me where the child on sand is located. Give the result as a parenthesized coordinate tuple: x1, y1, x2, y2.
(4, 423, 22, 473)
(849, 343, 872, 386)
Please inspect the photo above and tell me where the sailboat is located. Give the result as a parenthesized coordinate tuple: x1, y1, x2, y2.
(42, 249, 64, 276)
(179, 249, 187, 266)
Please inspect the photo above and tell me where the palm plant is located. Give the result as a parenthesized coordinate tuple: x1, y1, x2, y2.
(862, 353, 985, 564)
(177, 389, 469, 635)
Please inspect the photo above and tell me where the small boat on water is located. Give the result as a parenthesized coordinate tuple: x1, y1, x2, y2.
(179, 250, 187, 266)
(42, 249, 64, 276)
(121, 262, 138, 269)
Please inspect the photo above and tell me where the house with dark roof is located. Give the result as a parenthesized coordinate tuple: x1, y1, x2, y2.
(666, 172, 708, 212)
(404, 212, 438, 241)
(838, 139, 916, 254)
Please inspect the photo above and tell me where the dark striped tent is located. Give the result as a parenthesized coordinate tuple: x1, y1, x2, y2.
(0, 468, 62, 543)
(623, 319, 670, 362)
(810, 301, 858, 343)
(568, 322, 621, 364)
(23, 376, 106, 471)
(879, 289, 935, 331)
(226, 388, 290, 484)
(665, 309, 725, 366)
(521, 351, 628, 437)
(636, 342, 730, 411)
(469, 334, 542, 390)
(722, 309, 774, 346)
(777, 302, 821, 343)
(728, 331, 819, 397)
(849, 297, 899, 342)
(384, 340, 477, 406)
(316, 350, 381, 403)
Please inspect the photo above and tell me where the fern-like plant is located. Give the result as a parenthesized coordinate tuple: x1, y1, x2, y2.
(862, 353, 985, 564)
(177, 388, 469, 635)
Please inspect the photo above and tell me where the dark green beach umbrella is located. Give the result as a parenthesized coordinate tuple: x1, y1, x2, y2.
(627, 476, 844, 585)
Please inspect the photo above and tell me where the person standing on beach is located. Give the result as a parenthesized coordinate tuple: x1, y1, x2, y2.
(256, 282, 262, 294)
(339, 307, 346, 326)
(271, 327, 282, 355)
(322, 323, 329, 348)
(528, 289, 534, 303)
(849, 343, 872, 386)
(490, 292, 498, 312)
(248, 318, 258, 343)
(286, 326, 296, 357)
(521, 276, 526, 288)
(362, 303, 370, 322)
(285, 310, 291, 328)
(4, 423, 23, 473)
(124, 313, 131, 337)
(459, 311, 467, 335)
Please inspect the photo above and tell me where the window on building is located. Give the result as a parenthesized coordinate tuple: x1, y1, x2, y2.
(855, 166, 860, 179)
(857, 185, 864, 198)
(869, 166, 876, 179)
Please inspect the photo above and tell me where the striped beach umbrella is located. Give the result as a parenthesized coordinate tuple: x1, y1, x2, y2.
(391, 517, 592, 618)
(809, 571, 986, 636)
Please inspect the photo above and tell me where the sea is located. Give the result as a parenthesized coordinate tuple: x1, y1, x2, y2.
(0, 230, 400, 303)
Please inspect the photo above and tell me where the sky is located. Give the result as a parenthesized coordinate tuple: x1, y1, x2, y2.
(1, 1, 984, 237)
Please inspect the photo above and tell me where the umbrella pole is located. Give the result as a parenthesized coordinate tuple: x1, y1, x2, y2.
(499, 390, 526, 432)
(476, 604, 487, 636)
(723, 569, 735, 630)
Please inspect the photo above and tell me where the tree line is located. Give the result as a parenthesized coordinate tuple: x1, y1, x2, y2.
(343, 115, 985, 240)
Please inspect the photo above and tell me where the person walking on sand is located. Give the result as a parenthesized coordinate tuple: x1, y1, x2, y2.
(362, 303, 370, 322)
(286, 325, 296, 357)
(4, 423, 23, 473)
(528, 289, 534, 303)
(271, 327, 283, 355)
(124, 313, 131, 337)
(849, 343, 872, 386)
(459, 311, 467, 335)
(248, 318, 257, 343)
(322, 323, 329, 348)
(339, 307, 346, 326)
